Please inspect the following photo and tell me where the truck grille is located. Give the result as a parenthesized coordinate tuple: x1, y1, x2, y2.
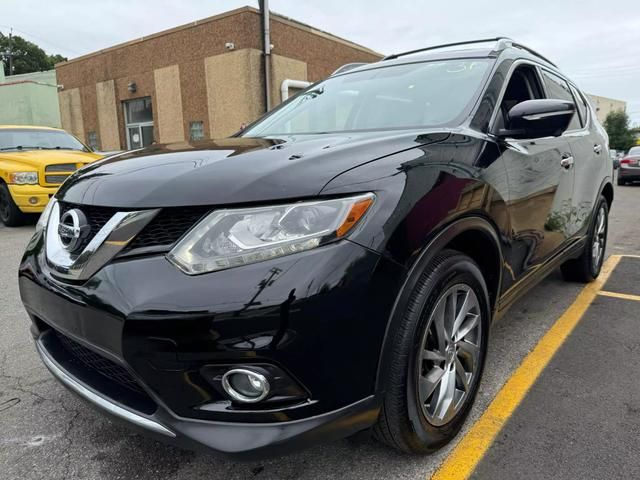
(45, 174, 71, 184)
(45, 164, 77, 185)
(55, 330, 145, 395)
(46, 163, 77, 172)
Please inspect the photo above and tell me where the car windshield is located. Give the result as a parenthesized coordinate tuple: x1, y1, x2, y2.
(0, 129, 88, 152)
(628, 146, 640, 156)
(243, 59, 492, 136)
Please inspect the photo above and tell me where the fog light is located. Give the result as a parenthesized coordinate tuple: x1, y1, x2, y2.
(222, 368, 270, 403)
(29, 197, 38, 205)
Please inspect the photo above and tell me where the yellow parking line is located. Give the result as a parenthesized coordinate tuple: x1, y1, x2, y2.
(430, 255, 622, 480)
(598, 290, 640, 302)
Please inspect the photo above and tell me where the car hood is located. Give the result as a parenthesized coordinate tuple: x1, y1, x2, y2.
(0, 149, 102, 169)
(56, 131, 450, 208)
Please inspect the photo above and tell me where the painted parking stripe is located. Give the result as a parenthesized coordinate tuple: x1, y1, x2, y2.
(598, 290, 640, 302)
(430, 254, 622, 480)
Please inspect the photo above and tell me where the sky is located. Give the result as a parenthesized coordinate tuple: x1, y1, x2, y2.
(3, 0, 640, 125)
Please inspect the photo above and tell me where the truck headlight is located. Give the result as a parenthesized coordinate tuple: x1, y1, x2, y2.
(167, 193, 375, 275)
(9, 171, 39, 185)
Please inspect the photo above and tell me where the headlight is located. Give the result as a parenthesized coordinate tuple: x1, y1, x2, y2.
(36, 197, 57, 232)
(9, 171, 39, 185)
(25, 198, 56, 250)
(167, 193, 375, 275)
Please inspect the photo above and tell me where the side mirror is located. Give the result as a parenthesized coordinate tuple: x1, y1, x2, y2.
(500, 99, 576, 139)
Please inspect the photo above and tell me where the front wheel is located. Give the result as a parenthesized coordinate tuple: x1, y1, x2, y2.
(373, 250, 490, 453)
(561, 196, 608, 282)
(0, 182, 25, 227)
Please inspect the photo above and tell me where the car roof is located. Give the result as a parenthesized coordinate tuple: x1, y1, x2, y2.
(333, 40, 559, 78)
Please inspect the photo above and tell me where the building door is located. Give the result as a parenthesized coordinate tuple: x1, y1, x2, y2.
(124, 97, 154, 149)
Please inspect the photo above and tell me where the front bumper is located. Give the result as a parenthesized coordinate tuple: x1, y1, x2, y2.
(8, 184, 57, 213)
(19, 239, 404, 457)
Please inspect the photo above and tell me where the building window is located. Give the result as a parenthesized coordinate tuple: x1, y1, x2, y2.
(87, 132, 99, 150)
(124, 97, 154, 149)
(189, 121, 205, 141)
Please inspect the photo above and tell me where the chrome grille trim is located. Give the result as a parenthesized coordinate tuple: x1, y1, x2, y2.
(45, 200, 160, 281)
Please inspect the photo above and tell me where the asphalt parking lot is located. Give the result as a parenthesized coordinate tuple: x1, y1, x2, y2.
(2, 182, 640, 480)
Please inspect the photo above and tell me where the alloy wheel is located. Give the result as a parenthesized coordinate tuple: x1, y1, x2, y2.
(591, 206, 606, 270)
(417, 284, 482, 427)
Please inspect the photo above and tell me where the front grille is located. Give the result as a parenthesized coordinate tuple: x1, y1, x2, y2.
(58, 202, 120, 248)
(45, 174, 71, 184)
(125, 206, 211, 251)
(46, 163, 76, 172)
(57, 202, 210, 253)
(55, 330, 145, 395)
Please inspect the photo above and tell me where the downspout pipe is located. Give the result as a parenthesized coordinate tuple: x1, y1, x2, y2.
(280, 79, 312, 102)
(259, 0, 271, 112)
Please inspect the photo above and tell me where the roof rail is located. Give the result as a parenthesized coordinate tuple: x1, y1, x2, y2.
(382, 37, 512, 61)
(508, 41, 557, 67)
(382, 37, 557, 67)
(331, 62, 368, 76)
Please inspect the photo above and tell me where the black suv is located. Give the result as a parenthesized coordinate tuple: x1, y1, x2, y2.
(19, 38, 612, 457)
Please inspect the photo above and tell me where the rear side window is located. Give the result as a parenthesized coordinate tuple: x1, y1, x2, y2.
(540, 70, 581, 131)
(570, 86, 589, 128)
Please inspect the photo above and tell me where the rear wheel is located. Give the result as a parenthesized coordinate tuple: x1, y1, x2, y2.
(617, 177, 625, 186)
(373, 250, 489, 453)
(0, 182, 25, 227)
(561, 196, 608, 282)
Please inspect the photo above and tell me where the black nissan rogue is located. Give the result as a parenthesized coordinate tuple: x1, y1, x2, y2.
(19, 38, 613, 457)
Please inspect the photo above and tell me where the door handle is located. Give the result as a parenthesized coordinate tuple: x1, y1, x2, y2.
(594, 144, 603, 154)
(560, 155, 574, 169)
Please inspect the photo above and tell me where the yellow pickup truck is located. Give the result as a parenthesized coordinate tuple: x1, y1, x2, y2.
(0, 125, 102, 226)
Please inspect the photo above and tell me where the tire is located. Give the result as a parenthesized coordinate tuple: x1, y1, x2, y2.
(0, 182, 25, 227)
(560, 195, 608, 282)
(373, 249, 490, 454)
(617, 177, 625, 186)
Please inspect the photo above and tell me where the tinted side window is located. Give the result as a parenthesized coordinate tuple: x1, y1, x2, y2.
(541, 70, 581, 131)
(570, 86, 589, 128)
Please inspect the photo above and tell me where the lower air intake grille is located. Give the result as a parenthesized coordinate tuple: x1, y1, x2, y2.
(55, 331, 145, 395)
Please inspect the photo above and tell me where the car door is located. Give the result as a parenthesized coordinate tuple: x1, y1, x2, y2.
(566, 82, 608, 237)
(538, 69, 597, 239)
(495, 63, 576, 279)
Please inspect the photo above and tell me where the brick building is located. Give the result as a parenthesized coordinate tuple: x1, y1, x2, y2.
(55, 6, 382, 151)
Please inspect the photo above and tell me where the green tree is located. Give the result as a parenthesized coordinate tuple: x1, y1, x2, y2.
(0, 32, 67, 76)
(604, 110, 636, 152)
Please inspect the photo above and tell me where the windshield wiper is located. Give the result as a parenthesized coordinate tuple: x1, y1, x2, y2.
(0, 146, 44, 151)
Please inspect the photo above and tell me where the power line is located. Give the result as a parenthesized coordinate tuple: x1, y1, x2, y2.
(0, 24, 82, 56)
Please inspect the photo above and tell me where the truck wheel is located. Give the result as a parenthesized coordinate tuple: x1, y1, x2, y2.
(373, 249, 489, 453)
(0, 183, 25, 227)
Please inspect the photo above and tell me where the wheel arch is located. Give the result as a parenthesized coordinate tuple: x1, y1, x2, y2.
(601, 181, 613, 209)
(375, 215, 503, 393)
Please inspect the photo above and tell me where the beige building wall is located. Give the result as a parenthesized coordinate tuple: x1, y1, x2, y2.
(204, 49, 264, 138)
(270, 54, 308, 107)
(154, 65, 185, 143)
(58, 88, 85, 140)
(587, 94, 627, 124)
(95, 80, 120, 150)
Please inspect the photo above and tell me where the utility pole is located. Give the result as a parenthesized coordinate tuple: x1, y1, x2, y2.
(259, 0, 271, 112)
(0, 28, 15, 76)
(8, 28, 13, 76)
